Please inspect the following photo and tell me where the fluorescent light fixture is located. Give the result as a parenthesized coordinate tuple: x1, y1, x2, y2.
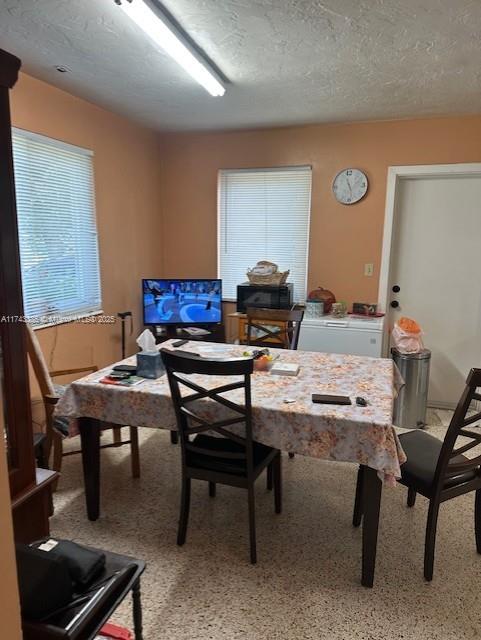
(117, 0, 225, 97)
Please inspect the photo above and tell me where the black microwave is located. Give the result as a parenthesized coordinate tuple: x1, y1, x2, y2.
(236, 283, 294, 313)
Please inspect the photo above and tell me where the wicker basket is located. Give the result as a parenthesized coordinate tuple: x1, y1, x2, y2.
(247, 260, 289, 286)
(246, 270, 289, 286)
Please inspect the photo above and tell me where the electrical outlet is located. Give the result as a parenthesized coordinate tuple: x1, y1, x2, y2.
(364, 263, 374, 277)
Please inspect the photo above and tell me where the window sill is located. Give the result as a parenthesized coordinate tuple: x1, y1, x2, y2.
(31, 310, 106, 331)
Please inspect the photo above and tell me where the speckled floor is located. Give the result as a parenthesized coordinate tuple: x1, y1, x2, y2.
(51, 410, 481, 640)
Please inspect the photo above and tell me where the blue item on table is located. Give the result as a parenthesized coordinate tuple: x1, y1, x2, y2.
(136, 351, 164, 379)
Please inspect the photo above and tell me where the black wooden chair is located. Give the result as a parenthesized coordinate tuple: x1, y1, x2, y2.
(161, 348, 282, 564)
(353, 367, 481, 581)
(246, 307, 304, 351)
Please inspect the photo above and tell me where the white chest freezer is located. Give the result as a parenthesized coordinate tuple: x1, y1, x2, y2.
(298, 315, 384, 357)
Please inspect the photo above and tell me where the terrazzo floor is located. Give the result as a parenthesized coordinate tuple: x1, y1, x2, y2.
(51, 409, 481, 640)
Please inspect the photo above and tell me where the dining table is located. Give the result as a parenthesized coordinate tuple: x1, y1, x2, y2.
(55, 339, 406, 588)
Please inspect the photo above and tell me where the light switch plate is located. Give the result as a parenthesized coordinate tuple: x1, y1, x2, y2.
(364, 263, 374, 277)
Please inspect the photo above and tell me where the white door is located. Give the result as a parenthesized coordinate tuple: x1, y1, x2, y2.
(388, 174, 481, 408)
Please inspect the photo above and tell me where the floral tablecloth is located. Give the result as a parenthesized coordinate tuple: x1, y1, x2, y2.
(55, 341, 406, 484)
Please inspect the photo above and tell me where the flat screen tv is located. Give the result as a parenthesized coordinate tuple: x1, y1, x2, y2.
(142, 279, 222, 326)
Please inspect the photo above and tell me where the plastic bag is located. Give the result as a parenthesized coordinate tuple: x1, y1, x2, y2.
(391, 316, 424, 354)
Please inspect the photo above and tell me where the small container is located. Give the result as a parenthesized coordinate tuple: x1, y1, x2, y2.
(331, 302, 348, 318)
(305, 300, 324, 318)
(136, 350, 164, 379)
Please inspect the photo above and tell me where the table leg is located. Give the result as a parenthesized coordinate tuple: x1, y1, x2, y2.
(79, 417, 101, 521)
(170, 431, 178, 445)
(361, 465, 382, 588)
(132, 578, 143, 640)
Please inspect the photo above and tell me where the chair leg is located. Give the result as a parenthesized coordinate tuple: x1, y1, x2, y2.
(424, 499, 440, 581)
(266, 463, 273, 491)
(247, 484, 257, 564)
(130, 427, 140, 479)
(51, 431, 63, 491)
(209, 481, 216, 497)
(112, 426, 122, 446)
(177, 477, 191, 546)
(288, 452, 295, 459)
(170, 431, 178, 445)
(407, 487, 417, 508)
(352, 465, 364, 527)
(132, 578, 144, 640)
(274, 454, 282, 514)
(35, 439, 48, 469)
(475, 489, 481, 554)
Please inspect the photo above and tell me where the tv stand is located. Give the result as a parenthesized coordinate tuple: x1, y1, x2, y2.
(150, 323, 226, 344)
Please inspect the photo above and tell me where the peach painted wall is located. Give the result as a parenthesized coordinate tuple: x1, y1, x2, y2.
(10, 74, 163, 385)
(160, 115, 481, 306)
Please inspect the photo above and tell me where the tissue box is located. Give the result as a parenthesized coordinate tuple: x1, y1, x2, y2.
(136, 350, 164, 379)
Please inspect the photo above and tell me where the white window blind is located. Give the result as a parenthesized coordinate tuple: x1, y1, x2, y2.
(12, 129, 101, 325)
(218, 166, 312, 301)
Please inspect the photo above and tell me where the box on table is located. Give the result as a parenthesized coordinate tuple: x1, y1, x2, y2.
(136, 350, 164, 379)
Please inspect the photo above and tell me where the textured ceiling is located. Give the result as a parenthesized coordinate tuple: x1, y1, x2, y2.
(1, 0, 481, 131)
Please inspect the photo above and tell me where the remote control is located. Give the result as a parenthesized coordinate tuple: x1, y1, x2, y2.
(172, 339, 188, 348)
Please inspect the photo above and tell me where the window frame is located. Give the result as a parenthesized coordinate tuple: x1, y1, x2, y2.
(217, 165, 312, 303)
(12, 127, 103, 329)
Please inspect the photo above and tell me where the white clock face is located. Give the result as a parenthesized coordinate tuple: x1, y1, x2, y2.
(332, 168, 368, 205)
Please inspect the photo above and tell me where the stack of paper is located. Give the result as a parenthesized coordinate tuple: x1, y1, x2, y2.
(270, 362, 300, 377)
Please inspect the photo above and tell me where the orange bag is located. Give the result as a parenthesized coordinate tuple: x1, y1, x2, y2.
(398, 317, 421, 334)
(391, 317, 424, 353)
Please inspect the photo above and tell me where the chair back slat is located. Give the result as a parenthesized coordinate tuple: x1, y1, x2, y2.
(246, 307, 304, 350)
(463, 412, 481, 428)
(161, 348, 255, 472)
(25, 323, 55, 397)
(433, 368, 481, 488)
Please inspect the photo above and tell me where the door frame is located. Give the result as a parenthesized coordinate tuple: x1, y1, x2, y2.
(379, 162, 481, 327)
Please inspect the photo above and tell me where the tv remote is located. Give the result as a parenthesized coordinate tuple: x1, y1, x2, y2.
(172, 339, 188, 347)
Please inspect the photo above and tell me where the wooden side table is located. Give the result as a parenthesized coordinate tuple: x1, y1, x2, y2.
(22, 549, 146, 640)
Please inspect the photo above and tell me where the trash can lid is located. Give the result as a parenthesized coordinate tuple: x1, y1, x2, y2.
(391, 347, 431, 360)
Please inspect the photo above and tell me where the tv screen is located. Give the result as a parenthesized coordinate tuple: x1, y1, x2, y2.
(142, 279, 222, 325)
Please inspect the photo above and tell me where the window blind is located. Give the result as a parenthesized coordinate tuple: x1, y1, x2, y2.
(218, 166, 312, 301)
(12, 129, 101, 325)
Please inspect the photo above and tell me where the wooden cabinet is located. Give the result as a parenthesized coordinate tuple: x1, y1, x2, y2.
(0, 47, 57, 543)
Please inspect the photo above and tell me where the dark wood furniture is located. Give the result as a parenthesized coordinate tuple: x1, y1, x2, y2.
(154, 324, 227, 446)
(153, 322, 226, 344)
(354, 367, 481, 581)
(246, 307, 304, 350)
(161, 348, 282, 564)
(22, 549, 145, 640)
(0, 46, 57, 541)
(25, 323, 140, 483)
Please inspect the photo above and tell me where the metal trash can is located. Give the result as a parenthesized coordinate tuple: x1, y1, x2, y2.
(391, 348, 431, 429)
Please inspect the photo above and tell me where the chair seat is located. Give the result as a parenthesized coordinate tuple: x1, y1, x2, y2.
(399, 430, 477, 496)
(187, 434, 275, 476)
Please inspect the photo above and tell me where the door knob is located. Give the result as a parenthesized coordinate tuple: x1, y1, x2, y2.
(392, 285, 400, 293)
(390, 300, 399, 308)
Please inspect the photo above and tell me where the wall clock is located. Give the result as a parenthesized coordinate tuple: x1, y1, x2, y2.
(332, 168, 368, 205)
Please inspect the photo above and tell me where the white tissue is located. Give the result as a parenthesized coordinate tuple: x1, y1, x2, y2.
(136, 329, 157, 353)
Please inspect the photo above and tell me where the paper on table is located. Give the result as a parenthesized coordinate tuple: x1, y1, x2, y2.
(197, 345, 234, 358)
